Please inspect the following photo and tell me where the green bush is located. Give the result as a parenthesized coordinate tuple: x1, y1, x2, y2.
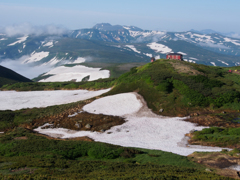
(87, 145, 123, 159)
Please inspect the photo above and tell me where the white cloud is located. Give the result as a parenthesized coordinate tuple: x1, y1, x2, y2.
(2, 23, 68, 37)
(231, 33, 240, 39)
(198, 42, 230, 49)
(0, 56, 53, 79)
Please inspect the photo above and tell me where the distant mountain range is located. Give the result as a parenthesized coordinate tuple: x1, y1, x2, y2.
(0, 23, 240, 71)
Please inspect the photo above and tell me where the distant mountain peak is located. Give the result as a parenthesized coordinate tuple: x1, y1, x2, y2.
(190, 29, 220, 35)
(92, 23, 143, 32)
(93, 23, 124, 31)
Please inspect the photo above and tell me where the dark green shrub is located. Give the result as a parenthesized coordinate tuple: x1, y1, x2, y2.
(87, 145, 123, 159)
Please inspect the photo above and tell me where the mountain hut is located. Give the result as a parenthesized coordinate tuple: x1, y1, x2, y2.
(166, 53, 183, 61)
(151, 57, 155, 62)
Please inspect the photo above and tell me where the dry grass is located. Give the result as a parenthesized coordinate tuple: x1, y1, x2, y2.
(169, 61, 204, 75)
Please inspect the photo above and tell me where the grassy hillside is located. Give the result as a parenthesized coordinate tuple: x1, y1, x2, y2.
(1, 59, 240, 179)
(0, 65, 32, 87)
(105, 59, 240, 116)
(3, 59, 240, 115)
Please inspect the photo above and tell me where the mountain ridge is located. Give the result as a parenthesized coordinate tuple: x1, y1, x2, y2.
(0, 65, 32, 87)
(1, 23, 240, 78)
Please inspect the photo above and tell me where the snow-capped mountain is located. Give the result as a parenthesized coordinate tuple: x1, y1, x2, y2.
(0, 23, 240, 69)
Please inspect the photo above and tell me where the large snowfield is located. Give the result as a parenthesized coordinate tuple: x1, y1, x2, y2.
(34, 92, 226, 156)
(39, 65, 110, 82)
(0, 89, 111, 110)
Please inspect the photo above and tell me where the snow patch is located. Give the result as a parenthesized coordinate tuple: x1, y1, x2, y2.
(35, 92, 225, 156)
(43, 41, 54, 48)
(41, 56, 60, 66)
(7, 36, 28, 46)
(177, 52, 187, 55)
(189, 57, 198, 60)
(224, 37, 240, 46)
(39, 65, 109, 82)
(147, 42, 173, 54)
(83, 93, 142, 116)
(22, 51, 49, 64)
(211, 62, 216, 66)
(129, 30, 165, 38)
(218, 60, 229, 66)
(143, 53, 152, 57)
(125, 45, 141, 54)
(0, 89, 111, 111)
(71, 57, 86, 64)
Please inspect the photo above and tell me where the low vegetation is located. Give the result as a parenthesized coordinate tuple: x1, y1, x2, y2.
(2, 59, 240, 178)
(192, 126, 240, 148)
(0, 128, 231, 179)
(0, 100, 87, 131)
(1, 78, 115, 91)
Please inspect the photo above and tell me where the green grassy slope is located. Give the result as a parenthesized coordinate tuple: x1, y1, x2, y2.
(104, 59, 240, 116)
(1, 59, 240, 179)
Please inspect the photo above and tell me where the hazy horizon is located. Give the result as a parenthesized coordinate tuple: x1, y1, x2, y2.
(0, 0, 239, 34)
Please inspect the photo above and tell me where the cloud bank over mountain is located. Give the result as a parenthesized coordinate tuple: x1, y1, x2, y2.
(0, 56, 53, 79)
(0, 23, 68, 36)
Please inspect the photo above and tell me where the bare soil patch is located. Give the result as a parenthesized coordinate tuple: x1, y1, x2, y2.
(14, 136, 28, 140)
(169, 61, 204, 75)
(189, 152, 240, 179)
(21, 99, 125, 141)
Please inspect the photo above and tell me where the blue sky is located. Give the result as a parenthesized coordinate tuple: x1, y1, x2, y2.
(0, 0, 239, 33)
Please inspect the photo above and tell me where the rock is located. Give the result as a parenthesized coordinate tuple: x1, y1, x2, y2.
(205, 168, 212, 172)
(75, 123, 80, 128)
(190, 129, 196, 133)
(159, 109, 164, 112)
(85, 124, 91, 129)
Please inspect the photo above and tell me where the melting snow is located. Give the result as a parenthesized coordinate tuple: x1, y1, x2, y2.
(218, 60, 229, 66)
(125, 45, 141, 53)
(189, 57, 198, 60)
(224, 37, 240, 46)
(8, 36, 28, 46)
(211, 62, 216, 66)
(43, 41, 54, 48)
(71, 57, 86, 64)
(39, 65, 109, 82)
(41, 56, 60, 66)
(147, 42, 173, 54)
(22, 51, 49, 64)
(129, 30, 165, 38)
(0, 89, 110, 111)
(177, 52, 187, 55)
(35, 92, 226, 156)
(143, 53, 152, 57)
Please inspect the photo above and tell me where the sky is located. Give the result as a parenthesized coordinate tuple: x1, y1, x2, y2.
(0, 0, 239, 33)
